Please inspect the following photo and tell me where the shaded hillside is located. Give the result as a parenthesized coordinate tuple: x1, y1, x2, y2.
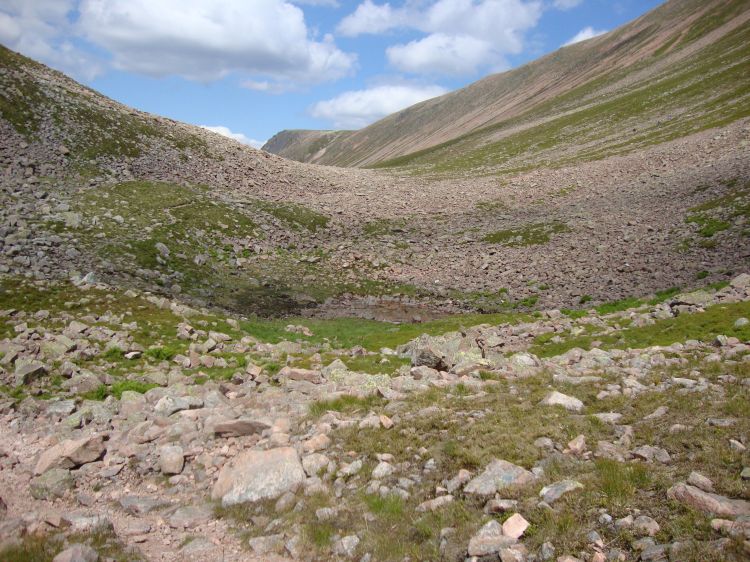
(262, 129, 353, 163)
(271, 0, 749, 170)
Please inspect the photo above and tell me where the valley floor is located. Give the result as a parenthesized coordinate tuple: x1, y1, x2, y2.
(0, 273, 748, 561)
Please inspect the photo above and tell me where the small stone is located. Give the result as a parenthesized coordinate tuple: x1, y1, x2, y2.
(687, 471, 714, 492)
(371, 461, 394, 479)
(633, 515, 660, 536)
(502, 513, 529, 539)
(333, 535, 360, 558)
(416, 495, 454, 512)
(566, 434, 586, 455)
(484, 498, 518, 514)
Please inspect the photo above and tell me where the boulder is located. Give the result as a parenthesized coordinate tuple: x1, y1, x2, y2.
(211, 447, 305, 506)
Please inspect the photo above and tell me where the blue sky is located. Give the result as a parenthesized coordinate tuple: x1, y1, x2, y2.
(0, 0, 663, 147)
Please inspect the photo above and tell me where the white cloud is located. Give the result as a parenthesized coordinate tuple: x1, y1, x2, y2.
(201, 125, 265, 149)
(0, 0, 355, 87)
(338, 0, 405, 36)
(387, 34, 494, 76)
(338, 0, 542, 75)
(76, 0, 355, 85)
(291, 0, 340, 6)
(310, 84, 448, 129)
(552, 0, 583, 9)
(0, 0, 103, 79)
(563, 25, 607, 46)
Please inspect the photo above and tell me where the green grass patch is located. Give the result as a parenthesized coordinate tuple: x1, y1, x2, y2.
(308, 395, 384, 418)
(82, 380, 159, 401)
(483, 221, 569, 246)
(531, 300, 750, 357)
(249, 199, 329, 232)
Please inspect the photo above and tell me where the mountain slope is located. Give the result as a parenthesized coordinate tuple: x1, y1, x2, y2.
(261, 129, 353, 163)
(266, 0, 750, 170)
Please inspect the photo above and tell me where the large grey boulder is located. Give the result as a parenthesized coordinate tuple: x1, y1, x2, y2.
(211, 447, 305, 506)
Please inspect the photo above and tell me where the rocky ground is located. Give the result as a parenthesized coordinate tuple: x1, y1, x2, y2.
(0, 272, 748, 561)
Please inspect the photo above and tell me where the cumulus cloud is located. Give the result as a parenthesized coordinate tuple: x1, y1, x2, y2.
(338, 0, 542, 76)
(552, 0, 583, 9)
(76, 0, 355, 84)
(563, 25, 607, 46)
(0, 0, 355, 87)
(201, 125, 265, 149)
(310, 84, 447, 129)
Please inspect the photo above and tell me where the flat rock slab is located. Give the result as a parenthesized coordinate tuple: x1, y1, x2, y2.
(667, 483, 750, 517)
(464, 459, 535, 497)
(119, 495, 172, 516)
(540, 391, 584, 412)
(540, 480, 584, 504)
(211, 447, 305, 506)
(34, 435, 106, 475)
(168, 504, 213, 529)
(213, 417, 271, 437)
